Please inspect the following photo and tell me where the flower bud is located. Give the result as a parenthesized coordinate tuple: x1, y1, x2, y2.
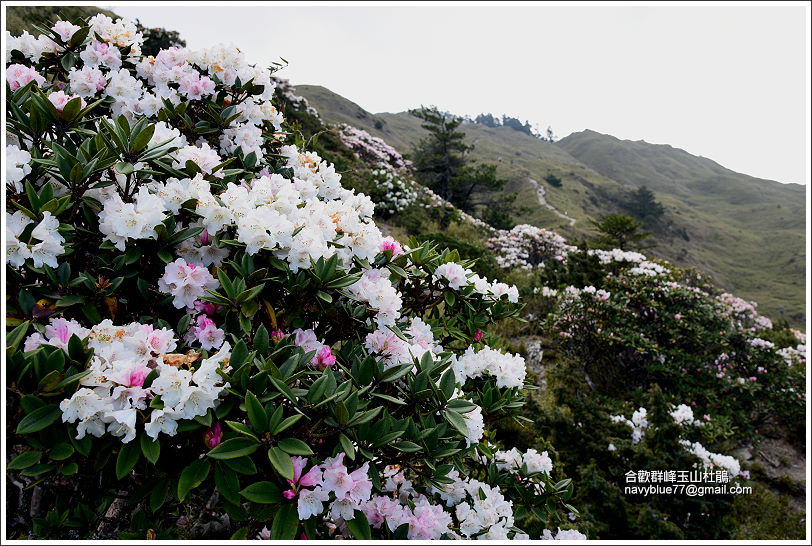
(203, 422, 222, 449)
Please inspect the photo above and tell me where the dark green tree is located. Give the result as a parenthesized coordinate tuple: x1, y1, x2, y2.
(135, 20, 187, 57)
(590, 214, 653, 250)
(410, 106, 517, 226)
(624, 186, 665, 221)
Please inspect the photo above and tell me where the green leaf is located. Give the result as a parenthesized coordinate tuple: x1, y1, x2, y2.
(239, 481, 282, 504)
(140, 435, 161, 465)
(16, 405, 60, 435)
(61, 462, 79, 476)
(61, 96, 83, 122)
(339, 433, 355, 460)
(177, 459, 211, 501)
(223, 456, 258, 475)
(272, 413, 304, 435)
(391, 441, 423, 453)
(51, 369, 91, 392)
(8, 450, 43, 470)
(6, 321, 30, 352)
(439, 368, 456, 400)
(55, 294, 86, 308)
(277, 438, 313, 456)
(49, 442, 74, 461)
(38, 370, 63, 392)
(230, 340, 249, 367)
(149, 480, 169, 512)
(444, 409, 469, 438)
(267, 447, 294, 480)
(270, 504, 298, 540)
(224, 420, 259, 441)
(253, 324, 269, 354)
(245, 390, 268, 433)
(345, 511, 372, 540)
(207, 437, 259, 459)
(114, 162, 135, 175)
(268, 376, 298, 405)
(115, 441, 141, 480)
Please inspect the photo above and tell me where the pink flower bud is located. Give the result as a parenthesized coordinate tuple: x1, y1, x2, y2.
(271, 329, 285, 343)
(380, 236, 404, 257)
(316, 346, 336, 369)
(199, 229, 211, 245)
(473, 329, 484, 342)
(203, 422, 222, 449)
(282, 489, 296, 500)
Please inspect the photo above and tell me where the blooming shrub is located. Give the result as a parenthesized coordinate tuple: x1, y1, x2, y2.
(339, 124, 406, 171)
(486, 224, 576, 270)
(362, 168, 419, 217)
(4, 13, 582, 540)
(541, 249, 805, 442)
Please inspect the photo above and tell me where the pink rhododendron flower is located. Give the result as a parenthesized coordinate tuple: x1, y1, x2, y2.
(191, 314, 225, 350)
(380, 236, 404, 256)
(178, 73, 216, 100)
(316, 346, 336, 369)
(6, 64, 46, 90)
(48, 90, 86, 111)
(52, 20, 81, 42)
(193, 300, 219, 316)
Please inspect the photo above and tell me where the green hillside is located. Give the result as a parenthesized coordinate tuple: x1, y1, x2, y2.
(296, 84, 806, 325)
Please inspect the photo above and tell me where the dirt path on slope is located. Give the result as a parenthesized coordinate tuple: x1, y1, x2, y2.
(527, 178, 577, 226)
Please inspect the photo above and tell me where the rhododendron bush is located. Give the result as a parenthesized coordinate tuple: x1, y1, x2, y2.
(4, 14, 583, 540)
(518, 241, 805, 538)
(534, 246, 805, 443)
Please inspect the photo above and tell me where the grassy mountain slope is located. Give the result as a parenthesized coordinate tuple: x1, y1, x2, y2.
(297, 85, 806, 324)
(558, 130, 806, 325)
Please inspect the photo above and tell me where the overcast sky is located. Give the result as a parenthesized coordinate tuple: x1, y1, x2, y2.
(113, 3, 809, 185)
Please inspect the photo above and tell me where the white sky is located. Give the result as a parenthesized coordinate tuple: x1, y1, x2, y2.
(112, 3, 809, 184)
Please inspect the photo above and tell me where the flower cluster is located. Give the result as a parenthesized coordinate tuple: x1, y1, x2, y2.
(486, 224, 576, 270)
(494, 447, 554, 476)
(679, 441, 741, 477)
(28, 318, 230, 442)
(347, 268, 403, 328)
(610, 407, 650, 445)
(6, 211, 66, 269)
(339, 124, 407, 171)
(452, 345, 527, 388)
(5, 144, 32, 191)
(98, 186, 168, 250)
(158, 258, 220, 310)
(433, 263, 520, 302)
(717, 293, 773, 330)
(362, 169, 419, 216)
(293, 328, 337, 369)
(670, 404, 704, 426)
(364, 317, 440, 369)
